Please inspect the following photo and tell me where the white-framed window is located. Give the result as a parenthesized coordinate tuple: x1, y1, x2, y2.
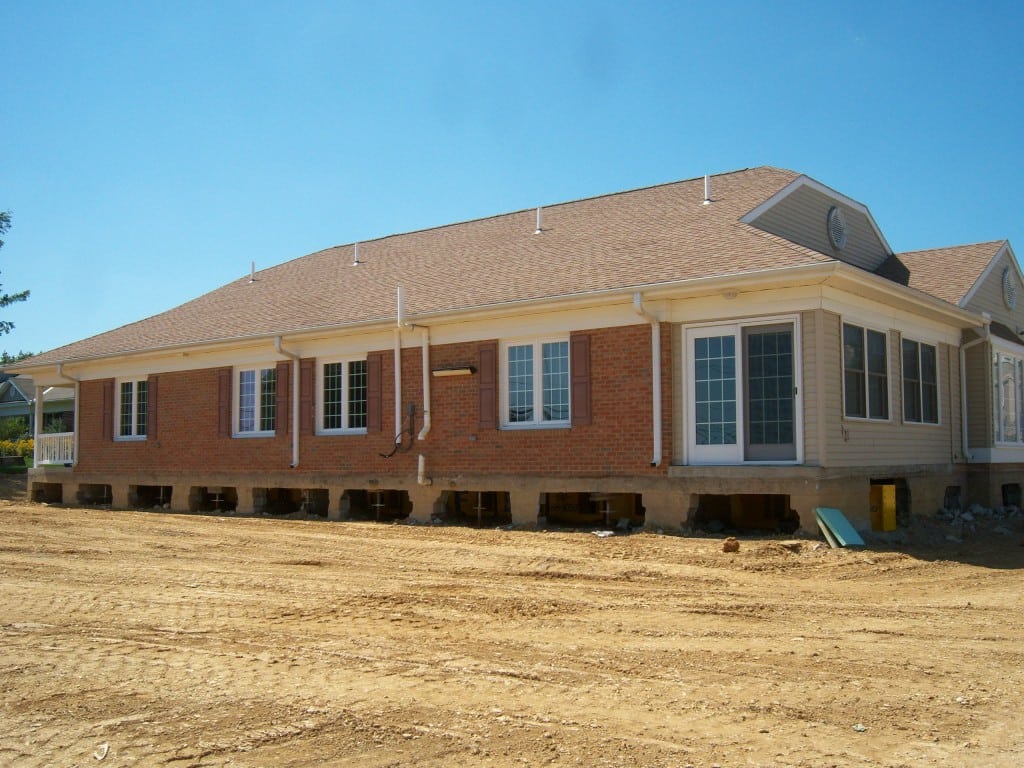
(902, 338, 939, 424)
(843, 323, 889, 420)
(500, 338, 570, 427)
(317, 358, 368, 433)
(236, 365, 276, 436)
(116, 379, 148, 439)
(993, 350, 1024, 444)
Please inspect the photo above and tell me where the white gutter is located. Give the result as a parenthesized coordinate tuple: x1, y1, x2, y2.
(274, 337, 301, 468)
(9, 263, 848, 376)
(960, 320, 991, 462)
(55, 363, 80, 467)
(633, 292, 662, 467)
(16, 259, 985, 377)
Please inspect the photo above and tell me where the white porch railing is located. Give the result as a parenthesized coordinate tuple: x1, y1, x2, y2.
(36, 432, 75, 465)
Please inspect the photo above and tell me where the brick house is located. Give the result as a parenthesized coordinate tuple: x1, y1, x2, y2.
(11, 167, 1023, 531)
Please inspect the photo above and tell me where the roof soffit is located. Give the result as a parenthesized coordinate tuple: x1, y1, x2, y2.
(825, 263, 983, 329)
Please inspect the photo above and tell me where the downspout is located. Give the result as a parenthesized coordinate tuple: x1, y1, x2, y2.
(959, 320, 991, 463)
(274, 336, 301, 468)
(395, 288, 404, 447)
(415, 330, 430, 489)
(398, 287, 432, 484)
(417, 326, 431, 441)
(633, 292, 663, 467)
(56, 363, 80, 467)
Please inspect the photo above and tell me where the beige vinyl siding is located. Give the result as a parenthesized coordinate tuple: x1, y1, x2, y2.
(964, 342, 991, 450)
(819, 311, 845, 462)
(747, 185, 889, 272)
(963, 253, 1024, 330)
(800, 309, 821, 465)
(822, 312, 959, 467)
(943, 342, 964, 462)
(670, 323, 684, 465)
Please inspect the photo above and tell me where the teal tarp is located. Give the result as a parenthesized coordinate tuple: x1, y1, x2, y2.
(814, 507, 865, 548)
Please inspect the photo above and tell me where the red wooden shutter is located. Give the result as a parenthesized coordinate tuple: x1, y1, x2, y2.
(570, 333, 592, 426)
(275, 361, 290, 435)
(479, 341, 498, 429)
(366, 353, 382, 433)
(300, 358, 315, 435)
(101, 379, 114, 441)
(217, 368, 232, 437)
(147, 375, 158, 441)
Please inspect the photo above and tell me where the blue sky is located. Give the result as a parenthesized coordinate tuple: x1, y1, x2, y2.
(2, 1, 1022, 357)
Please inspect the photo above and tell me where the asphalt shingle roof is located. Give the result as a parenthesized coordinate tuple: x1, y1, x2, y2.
(876, 241, 1007, 306)
(17, 167, 857, 367)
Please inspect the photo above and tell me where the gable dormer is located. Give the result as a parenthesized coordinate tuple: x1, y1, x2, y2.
(740, 175, 892, 271)
(960, 242, 1023, 327)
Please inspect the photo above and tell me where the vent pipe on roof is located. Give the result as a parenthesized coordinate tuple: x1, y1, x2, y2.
(352, 242, 361, 267)
(249, 261, 255, 283)
(703, 175, 711, 205)
(534, 207, 543, 235)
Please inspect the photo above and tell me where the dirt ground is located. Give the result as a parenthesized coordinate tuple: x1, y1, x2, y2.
(1, 475, 1022, 767)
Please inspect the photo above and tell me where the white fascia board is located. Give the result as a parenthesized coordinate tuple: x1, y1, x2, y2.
(990, 331, 1024, 356)
(31, 260, 974, 382)
(7, 378, 31, 402)
(960, 241, 1016, 308)
(19, 263, 835, 381)
(821, 288, 963, 347)
(740, 175, 895, 256)
(968, 446, 1024, 463)
(827, 263, 982, 329)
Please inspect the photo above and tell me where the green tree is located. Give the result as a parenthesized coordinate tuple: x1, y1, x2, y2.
(0, 416, 28, 441)
(0, 350, 34, 365)
(0, 211, 30, 337)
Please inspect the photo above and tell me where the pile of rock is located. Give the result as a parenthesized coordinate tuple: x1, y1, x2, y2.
(934, 503, 1020, 539)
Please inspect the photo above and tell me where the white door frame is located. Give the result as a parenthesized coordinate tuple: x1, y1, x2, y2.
(684, 315, 803, 466)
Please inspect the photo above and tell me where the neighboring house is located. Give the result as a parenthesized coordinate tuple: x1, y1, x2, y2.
(0, 374, 75, 436)
(8, 167, 1022, 530)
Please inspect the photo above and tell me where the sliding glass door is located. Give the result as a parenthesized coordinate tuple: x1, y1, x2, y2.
(687, 321, 797, 464)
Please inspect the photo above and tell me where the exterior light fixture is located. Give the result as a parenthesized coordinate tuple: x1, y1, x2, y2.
(432, 366, 476, 377)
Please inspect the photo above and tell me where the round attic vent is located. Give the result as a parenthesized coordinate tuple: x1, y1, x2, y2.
(1003, 267, 1017, 309)
(826, 206, 847, 251)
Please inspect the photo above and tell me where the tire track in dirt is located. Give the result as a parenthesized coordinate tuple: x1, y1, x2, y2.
(2, 505, 1022, 766)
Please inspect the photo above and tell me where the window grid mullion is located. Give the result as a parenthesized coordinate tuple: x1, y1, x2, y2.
(341, 362, 350, 428)
(1018, 359, 1024, 443)
(502, 339, 569, 427)
(319, 360, 368, 432)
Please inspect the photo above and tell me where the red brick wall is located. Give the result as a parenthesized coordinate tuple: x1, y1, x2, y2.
(76, 323, 672, 478)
